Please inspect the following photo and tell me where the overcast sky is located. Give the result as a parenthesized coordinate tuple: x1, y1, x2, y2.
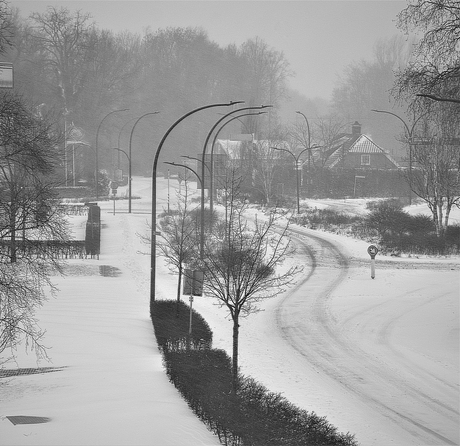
(11, 0, 409, 100)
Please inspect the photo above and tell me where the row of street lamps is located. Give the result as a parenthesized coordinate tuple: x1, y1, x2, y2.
(92, 104, 320, 310)
(93, 104, 424, 316)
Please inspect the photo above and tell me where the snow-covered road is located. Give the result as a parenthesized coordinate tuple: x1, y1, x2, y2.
(277, 228, 458, 445)
(194, 203, 459, 446)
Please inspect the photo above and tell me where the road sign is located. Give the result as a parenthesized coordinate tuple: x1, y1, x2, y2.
(367, 245, 379, 259)
(367, 245, 378, 279)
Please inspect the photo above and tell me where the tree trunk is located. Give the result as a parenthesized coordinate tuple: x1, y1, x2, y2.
(232, 315, 240, 393)
(176, 265, 183, 317)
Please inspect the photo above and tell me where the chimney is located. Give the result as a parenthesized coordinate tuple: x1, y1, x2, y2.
(352, 121, 361, 135)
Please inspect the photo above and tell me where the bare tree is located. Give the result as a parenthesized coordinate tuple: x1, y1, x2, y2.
(0, 0, 14, 54)
(0, 91, 69, 363)
(201, 170, 301, 391)
(408, 104, 460, 235)
(252, 140, 286, 205)
(395, 0, 460, 102)
(155, 182, 200, 311)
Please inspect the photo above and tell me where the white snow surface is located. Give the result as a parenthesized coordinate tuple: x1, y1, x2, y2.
(1, 176, 459, 446)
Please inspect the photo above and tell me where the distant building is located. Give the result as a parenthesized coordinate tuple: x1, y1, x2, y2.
(324, 122, 400, 170)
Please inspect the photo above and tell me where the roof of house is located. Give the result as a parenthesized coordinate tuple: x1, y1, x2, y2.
(325, 134, 399, 168)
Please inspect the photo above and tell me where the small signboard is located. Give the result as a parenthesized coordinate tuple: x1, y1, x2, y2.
(183, 269, 204, 296)
(0, 62, 13, 89)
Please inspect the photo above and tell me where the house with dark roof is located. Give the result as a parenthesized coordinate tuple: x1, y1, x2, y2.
(324, 122, 399, 170)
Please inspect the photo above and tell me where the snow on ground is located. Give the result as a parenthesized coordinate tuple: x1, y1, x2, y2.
(1, 176, 459, 446)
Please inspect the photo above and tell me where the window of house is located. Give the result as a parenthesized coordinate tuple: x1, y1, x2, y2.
(361, 154, 370, 166)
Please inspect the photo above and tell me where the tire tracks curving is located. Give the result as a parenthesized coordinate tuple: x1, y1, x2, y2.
(276, 226, 459, 445)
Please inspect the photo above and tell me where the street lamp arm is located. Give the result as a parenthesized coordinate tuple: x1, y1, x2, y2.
(165, 162, 202, 187)
(95, 108, 129, 200)
(129, 112, 160, 154)
(97, 108, 130, 139)
(128, 112, 159, 213)
(371, 109, 411, 137)
(112, 147, 130, 161)
(211, 112, 266, 151)
(181, 155, 212, 175)
(271, 146, 296, 161)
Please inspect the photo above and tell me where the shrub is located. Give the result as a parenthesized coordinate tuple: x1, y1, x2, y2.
(151, 300, 213, 351)
(365, 200, 412, 238)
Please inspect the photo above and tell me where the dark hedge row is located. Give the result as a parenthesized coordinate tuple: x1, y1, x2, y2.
(151, 300, 213, 351)
(152, 300, 358, 446)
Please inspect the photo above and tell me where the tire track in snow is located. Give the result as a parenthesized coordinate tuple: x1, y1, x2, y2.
(276, 227, 458, 446)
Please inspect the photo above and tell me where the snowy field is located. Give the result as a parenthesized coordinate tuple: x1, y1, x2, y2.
(1, 176, 458, 446)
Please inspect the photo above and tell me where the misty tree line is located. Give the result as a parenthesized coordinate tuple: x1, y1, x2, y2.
(3, 3, 290, 179)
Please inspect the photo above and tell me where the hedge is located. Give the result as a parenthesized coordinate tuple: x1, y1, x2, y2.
(151, 299, 358, 446)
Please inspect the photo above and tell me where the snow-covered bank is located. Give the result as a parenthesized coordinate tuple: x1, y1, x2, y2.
(0, 198, 220, 445)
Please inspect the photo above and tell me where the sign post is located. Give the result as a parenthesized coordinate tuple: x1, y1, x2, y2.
(367, 245, 379, 279)
(182, 269, 204, 345)
(110, 181, 118, 215)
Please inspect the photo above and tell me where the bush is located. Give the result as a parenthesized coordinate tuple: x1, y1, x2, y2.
(365, 200, 412, 238)
(151, 300, 213, 351)
(292, 208, 360, 229)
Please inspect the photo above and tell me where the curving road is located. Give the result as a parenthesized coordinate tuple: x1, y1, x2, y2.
(269, 227, 459, 446)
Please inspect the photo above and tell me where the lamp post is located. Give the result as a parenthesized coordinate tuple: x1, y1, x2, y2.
(128, 112, 159, 213)
(371, 109, 425, 205)
(271, 146, 312, 213)
(296, 111, 313, 195)
(95, 108, 129, 200)
(116, 117, 138, 173)
(112, 147, 131, 196)
(199, 105, 272, 260)
(209, 111, 267, 215)
(150, 101, 243, 310)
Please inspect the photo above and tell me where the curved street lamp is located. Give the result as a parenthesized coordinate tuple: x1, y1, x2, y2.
(128, 112, 160, 213)
(296, 111, 314, 195)
(209, 111, 267, 215)
(371, 109, 425, 205)
(271, 146, 313, 214)
(150, 100, 243, 308)
(116, 117, 138, 171)
(164, 161, 202, 188)
(181, 155, 212, 175)
(95, 108, 129, 200)
(199, 105, 272, 260)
